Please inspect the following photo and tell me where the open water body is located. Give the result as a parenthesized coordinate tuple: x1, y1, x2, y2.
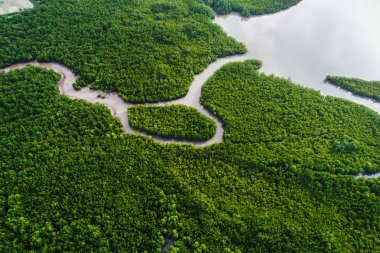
(215, 0, 380, 114)
(0, 0, 32, 15)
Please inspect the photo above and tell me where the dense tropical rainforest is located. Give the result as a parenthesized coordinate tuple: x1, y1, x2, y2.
(1, 0, 379, 252)
(129, 105, 216, 141)
(326, 75, 380, 102)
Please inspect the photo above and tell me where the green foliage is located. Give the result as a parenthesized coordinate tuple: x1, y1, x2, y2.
(0, 67, 171, 252)
(0, 66, 379, 252)
(203, 0, 301, 16)
(0, 0, 245, 102)
(1, 0, 380, 251)
(326, 76, 380, 102)
(128, 105, 216, 141)
(201, 60, 380, 174)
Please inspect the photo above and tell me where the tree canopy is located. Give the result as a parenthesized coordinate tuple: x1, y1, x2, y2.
(201, 60, 380, 175)
(128, 105, 217, 141)
(1, 0, 380, 252)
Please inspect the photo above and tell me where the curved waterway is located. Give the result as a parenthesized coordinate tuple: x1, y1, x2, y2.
(1, 0, 379, 176)
(0, 61, 231, 147)
(215, 0, 380, 114)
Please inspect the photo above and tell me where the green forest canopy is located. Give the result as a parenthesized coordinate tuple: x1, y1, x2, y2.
(1, 0, 380, 252)
(0, 0, 303, 102)
(128, 105, 217, 141)
(201, 60, 380, 175)
(0, 0, 245, 102)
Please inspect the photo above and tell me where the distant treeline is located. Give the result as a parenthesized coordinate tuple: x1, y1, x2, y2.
(201, 60, 380, 175)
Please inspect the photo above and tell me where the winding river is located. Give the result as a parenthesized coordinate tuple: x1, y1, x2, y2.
(1, 0, 379, 177)
(0, 61, 228, 147)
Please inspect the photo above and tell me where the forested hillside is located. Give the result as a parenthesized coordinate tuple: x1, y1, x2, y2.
(326, 75, 380, 102)
(1, 65, 379, 252)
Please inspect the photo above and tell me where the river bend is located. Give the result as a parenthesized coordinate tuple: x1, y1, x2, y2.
(0, 60, 234, 147)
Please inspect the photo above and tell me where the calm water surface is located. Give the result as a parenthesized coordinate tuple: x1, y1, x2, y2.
(215, 0, 380, 114)
(0, 0, 32, 15)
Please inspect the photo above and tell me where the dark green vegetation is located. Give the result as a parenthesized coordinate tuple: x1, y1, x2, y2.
(1, 65, 379, 252)
(1, 0, 380, 252)
(204, 0, 301, 16)
(201, 60, 380, 175)
(326, 76, 380, 102)
(0, 0, 245, 102)
(128, 105, 216, 141)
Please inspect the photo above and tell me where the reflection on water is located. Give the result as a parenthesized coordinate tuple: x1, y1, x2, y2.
(0, 0, 33, 15)
(215, 0, 380, 114)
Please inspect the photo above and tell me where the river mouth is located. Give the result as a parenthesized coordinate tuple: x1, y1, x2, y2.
(0, 0, 33, 15)
(214, 0, 380, 114)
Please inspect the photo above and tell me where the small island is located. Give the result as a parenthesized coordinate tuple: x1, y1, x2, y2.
(128, 105, 217, 141)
